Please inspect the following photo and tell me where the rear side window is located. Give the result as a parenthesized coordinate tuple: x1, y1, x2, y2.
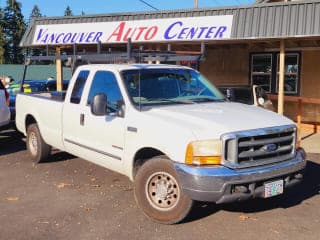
(70, 70, 90, 104)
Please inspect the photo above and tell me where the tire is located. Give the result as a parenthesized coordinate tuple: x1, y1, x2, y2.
(26, 123, 51, 163)
(134, 156, 194, 224)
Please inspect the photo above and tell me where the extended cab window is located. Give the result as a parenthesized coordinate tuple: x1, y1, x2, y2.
(70, 70, 90, 104)
(88, 71, 123, 113)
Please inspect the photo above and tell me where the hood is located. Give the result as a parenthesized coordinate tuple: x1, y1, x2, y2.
(144, 102, 294, 140)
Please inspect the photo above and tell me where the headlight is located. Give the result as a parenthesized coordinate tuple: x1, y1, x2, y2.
(185, 140, 222, 165)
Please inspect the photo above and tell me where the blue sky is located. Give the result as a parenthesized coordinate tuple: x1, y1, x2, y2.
(1, 0, 255, 19)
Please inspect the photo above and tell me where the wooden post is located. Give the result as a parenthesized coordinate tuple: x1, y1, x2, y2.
(56, 47, 63, 92)
(147, 46, 153, 64)
(156, 45, 161, 64)
(278, 40, 285, 115)
(194, 0, 198, 8)
(297, 98, 302, 147)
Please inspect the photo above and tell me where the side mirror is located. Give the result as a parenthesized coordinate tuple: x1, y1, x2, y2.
(91, 93, 107, 116)
(258, 97, 265, 106)
(226, 88, 235, 101)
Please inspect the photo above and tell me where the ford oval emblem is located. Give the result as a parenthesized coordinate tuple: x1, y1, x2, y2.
(262, 143, 278, 152)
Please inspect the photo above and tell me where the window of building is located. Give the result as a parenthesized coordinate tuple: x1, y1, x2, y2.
(251, 54, 272, 92)
(276, 53, 299, 94)
(250, 52, 300, 95)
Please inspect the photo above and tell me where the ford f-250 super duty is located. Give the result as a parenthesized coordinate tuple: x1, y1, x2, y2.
(16, 64, 306, 224)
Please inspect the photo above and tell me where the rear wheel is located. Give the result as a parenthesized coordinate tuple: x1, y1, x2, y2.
(26, 123, 51, 163)
(134, 156, 193, 224)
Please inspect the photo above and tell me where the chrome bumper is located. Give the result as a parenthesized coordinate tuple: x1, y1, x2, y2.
(174, 148, 306, 203)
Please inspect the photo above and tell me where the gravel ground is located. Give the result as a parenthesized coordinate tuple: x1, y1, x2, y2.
(0, 130, 319, 240)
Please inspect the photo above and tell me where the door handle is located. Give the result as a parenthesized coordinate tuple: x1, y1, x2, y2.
(80, 113, 85, 126)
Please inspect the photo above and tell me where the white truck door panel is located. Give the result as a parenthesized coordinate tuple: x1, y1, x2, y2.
(78, 107, 125, 172)
(63, 70, 92, 161)
(63, 69, 125, 174)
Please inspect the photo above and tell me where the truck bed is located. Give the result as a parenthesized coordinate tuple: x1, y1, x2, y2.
(15, 92, 65, 150)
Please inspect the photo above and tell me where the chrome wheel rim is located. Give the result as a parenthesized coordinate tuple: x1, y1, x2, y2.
(145, 171, 180, 211)
(28, 131, 38, 156)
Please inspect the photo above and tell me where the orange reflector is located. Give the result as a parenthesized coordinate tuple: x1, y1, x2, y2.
(193, 156, 221, 165)
(185, 143, 194, 165)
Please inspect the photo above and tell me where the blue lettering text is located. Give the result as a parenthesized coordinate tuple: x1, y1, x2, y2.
(164, 21, 182, 40)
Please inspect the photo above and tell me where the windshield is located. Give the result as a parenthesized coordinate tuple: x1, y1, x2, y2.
(122, 68, 225, 107)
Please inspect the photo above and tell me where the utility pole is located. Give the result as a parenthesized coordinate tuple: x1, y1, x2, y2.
(278, 39, 285, 115)
(194, 0, 198, 9)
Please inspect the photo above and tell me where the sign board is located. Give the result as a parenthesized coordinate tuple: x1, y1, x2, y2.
(32, 15, 233, 46)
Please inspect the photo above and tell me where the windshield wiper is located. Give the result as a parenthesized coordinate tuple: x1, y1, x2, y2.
(151, 98, 195, 104)
(191, 97, 225, 103)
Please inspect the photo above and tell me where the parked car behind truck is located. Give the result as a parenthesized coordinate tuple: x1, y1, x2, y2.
(218, 85, 274, 111)
(7, 79, 69, 121)
(0, 81, 11, 130)
(16, 64, 306, 224)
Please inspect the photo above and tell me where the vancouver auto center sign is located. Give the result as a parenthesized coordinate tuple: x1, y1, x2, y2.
(32, 15, 233, 45)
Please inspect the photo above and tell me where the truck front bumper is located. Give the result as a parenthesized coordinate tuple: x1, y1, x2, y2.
(174, 148, 306, 204)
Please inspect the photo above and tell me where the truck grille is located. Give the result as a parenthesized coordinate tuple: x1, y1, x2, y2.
(222, 125, 296, 169)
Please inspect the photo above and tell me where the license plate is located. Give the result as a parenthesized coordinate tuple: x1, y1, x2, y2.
(264, 179, 284, 198)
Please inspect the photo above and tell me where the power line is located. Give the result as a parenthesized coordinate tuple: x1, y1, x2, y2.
(210, 0, 245, 7)
(138, 0, 159, 11)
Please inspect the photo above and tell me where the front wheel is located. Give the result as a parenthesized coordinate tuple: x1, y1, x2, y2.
(134, 156, 193, 224)
(26, 123, 51, 163)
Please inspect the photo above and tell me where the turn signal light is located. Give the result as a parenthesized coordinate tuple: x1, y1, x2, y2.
(185, 140, 222, 165)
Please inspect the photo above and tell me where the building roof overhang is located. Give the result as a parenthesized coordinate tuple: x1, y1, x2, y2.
(20, 0, 320, 48)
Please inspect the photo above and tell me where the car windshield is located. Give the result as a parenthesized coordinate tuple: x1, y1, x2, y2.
(122, 68, 225, 107)
(219, 86, 254, 105)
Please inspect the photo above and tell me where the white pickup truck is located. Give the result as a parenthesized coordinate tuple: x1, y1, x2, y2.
(16, 64, 306, 224)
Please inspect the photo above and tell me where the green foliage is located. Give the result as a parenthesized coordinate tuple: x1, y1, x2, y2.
(2, 0, 26, 64)
(64, 6, 73, 16)
(0, 28, 5, 64)
(29, 5, 44, 58)
(0, 8, 5, 64)
(30, 5, 42, 20)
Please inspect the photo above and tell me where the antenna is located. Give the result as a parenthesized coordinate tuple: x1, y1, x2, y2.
(138, 69, 142, 111)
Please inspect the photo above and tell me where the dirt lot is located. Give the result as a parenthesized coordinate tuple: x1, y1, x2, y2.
(0, 130, 319, 240)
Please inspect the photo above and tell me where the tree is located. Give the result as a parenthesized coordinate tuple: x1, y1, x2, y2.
(3, 0, 26, 64)
(0, 8, 5, 64)
(28, 4, 44, 58)
(0, 26, 5, 64)
(30, 4, 42, 20)
(64, 6, 73, 16)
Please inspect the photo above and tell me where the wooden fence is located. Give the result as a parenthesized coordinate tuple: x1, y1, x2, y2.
(268, 94, 320, 146)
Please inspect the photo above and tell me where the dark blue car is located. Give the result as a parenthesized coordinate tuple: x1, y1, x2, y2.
(7, 80, 69, 121)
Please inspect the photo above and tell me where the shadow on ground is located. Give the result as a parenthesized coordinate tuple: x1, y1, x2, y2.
(0, 129, 76, 162)
(0, 130, 26, 155)
(43, 150, 77, 163)
(184, 154, 320, 223)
